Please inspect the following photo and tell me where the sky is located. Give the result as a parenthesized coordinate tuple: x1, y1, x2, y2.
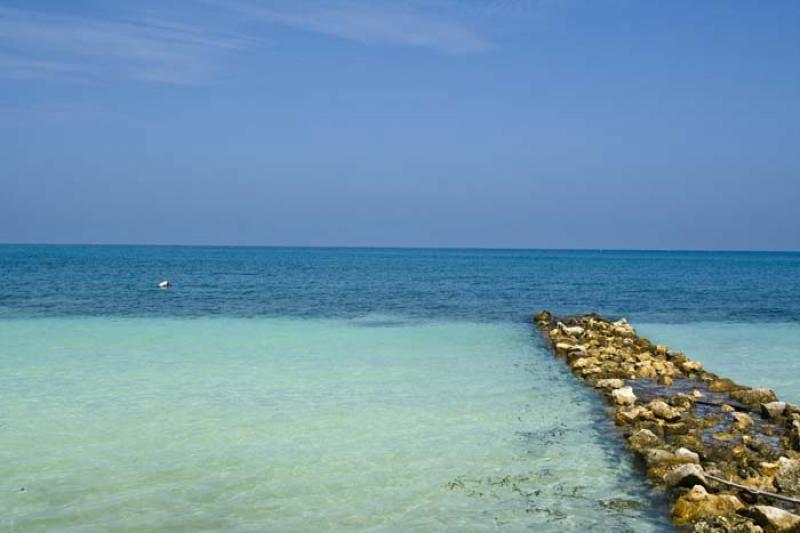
(1, 0, 799, 250)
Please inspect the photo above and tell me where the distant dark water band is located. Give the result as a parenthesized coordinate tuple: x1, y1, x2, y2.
(1, 245, 799, 322)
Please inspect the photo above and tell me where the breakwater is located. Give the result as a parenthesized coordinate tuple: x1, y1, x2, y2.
(534, 311, 800, 532)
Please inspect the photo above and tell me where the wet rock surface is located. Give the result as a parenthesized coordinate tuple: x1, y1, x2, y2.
(534, 311, 800, 532)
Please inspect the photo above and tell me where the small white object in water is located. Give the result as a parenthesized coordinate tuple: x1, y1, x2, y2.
(158, 280, 171, 289)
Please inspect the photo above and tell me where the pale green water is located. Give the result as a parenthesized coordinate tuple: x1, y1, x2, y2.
(639, 322, 800, 404)
(7, 318, 799, 531)
(1, 317, 670, 531)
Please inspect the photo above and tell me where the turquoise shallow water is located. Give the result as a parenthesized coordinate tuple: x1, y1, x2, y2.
(2, 246, 800, 531)
(2, 317, 671, 531)
(639, 322, 800, 404)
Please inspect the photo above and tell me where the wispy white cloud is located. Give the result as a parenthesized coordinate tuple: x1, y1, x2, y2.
(217, 0, 492, 53)
(0, 7, 257, 83)
(0, 2, 533, 83)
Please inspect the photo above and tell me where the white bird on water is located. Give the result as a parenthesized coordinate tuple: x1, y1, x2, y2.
(158, 280, 171, 289)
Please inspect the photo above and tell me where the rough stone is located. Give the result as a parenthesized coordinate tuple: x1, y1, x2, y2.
(555, 342, 578, 353)
(595, 378, 625, 389)
(762, 402, 788, 420)
(670, 393, 695, 409)
(775, 457, 800, 495)
(612, 386, 637, 406)
(650, 400, 682, 422)
(710, 378, 743, 392)
(557, 322, 585, 336)
(675, 447, 701, 463)
(615, 406, 646, 426)
(628, 428, 661, 452)
(731, 388, 778, 407)
(691, 516, 764, 533)
(733, 412, 755, 431)
(570, 357, 594, 369)
(664, 463, 708, 488)
(672, 485, 744, 525)
(534, 312, 796, 530)
(681, 360, 704, 373)
(749, 505, 800, 532)
(533, 311, 551, 323)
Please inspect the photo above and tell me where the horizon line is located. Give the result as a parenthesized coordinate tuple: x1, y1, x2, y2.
(1, 241, 799, 254)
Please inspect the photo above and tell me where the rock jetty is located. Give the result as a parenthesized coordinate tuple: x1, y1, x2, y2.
(534, 311, 800, 532)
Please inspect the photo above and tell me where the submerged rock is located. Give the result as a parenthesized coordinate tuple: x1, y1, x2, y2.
(710, 378, 743, 393)
(670, 393, 696, 409)
(733, 412, 755, 431)
(690, 516, 764, 532)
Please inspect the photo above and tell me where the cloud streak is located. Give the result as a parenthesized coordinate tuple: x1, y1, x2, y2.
(219, 0, 491, 53)
(0, 1, 505, 84)
(0, 7, 255, 83)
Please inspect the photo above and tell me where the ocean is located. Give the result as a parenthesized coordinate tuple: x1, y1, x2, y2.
(2, 245, 799, 531)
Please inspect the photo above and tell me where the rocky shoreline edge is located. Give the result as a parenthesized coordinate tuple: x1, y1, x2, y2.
(534, 311, 800, 532)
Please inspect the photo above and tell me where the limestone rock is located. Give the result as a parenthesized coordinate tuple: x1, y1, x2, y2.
(595, 378, 625, 389)
(557, 322, 585, 336)
(762, 402, 788, 419)
(555, 342, 585, 354)
(665, 463, 708, 488)
(533, 311, 551, 323)
(733, 412, 755, 431)
(670, 393, 695, 409)
(731, 388, 778, 407)
(691, 516, 764, 532)
(673, 485, 744, 525)
(710, 378, 742, 392)
(650, 400, 682, 422)
(775, 457, 800, 495)
(570, 357, 595, 369)
(645, 448, 679, 466)
(749, 505, 800, 532)
(612, 386, 637, 406)
(636, 362, 657, 378)
(675, 447, 701, 463)
(791, 420, 800, 451)
(614, 406, 648, 426)
(759, 462, 781, 477)
(628, 428, 661, 452)
(681, 360, 704, 373)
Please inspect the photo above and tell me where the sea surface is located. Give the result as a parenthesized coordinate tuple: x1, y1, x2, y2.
(2, 245, 800, 531)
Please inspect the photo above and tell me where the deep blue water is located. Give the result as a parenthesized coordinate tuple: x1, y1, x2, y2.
(1, 245, 799, 322)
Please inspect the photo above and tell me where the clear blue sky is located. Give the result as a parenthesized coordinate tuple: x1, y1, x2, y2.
(1, 0, 798, 250)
